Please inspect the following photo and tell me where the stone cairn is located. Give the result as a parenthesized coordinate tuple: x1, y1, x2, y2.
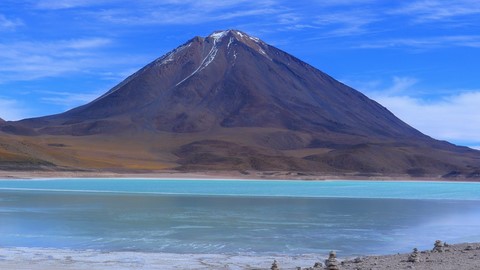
(271, 260, 279, 270)
(407, 248, 420, 263)
(432, 240, 445, 252)
(324, 251, 340, 270)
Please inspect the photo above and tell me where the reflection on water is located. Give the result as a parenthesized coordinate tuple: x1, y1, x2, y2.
(1, 188, 480, 256)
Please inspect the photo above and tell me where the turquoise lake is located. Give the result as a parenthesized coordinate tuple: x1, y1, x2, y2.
(1, 179, 480, 256)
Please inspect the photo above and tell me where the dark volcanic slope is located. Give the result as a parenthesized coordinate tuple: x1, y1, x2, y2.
(16, 30, 420, 139)
(1, 30, 479, 177)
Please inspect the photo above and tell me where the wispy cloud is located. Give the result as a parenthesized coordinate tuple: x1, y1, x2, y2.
(383, 76, 419, 95)
(39, 90, 101, 108)
(356, 35, 480, 49)
(0, 98, 30, 121)
(64, 38, 111, 49)
(394, 0, 480, 23)
(286, 1, 480, 48)
(0, 37, 137, 83)
(34, 0, 115, 10)
(0, 14, 23, 31)
(94, 1, 279, 25)
(314, 0, 378, 6)
(313, 9, 379, 37)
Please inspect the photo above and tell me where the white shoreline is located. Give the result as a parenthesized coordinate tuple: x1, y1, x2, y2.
(0, 247, 320, 270)
(1, 170, 477, 182)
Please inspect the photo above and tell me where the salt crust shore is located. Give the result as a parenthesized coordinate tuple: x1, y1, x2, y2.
(0, 170, 476, 182)
(1, 243, 479, 270)
(0, 247, 318, 270)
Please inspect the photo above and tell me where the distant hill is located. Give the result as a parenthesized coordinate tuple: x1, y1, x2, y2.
(1, 30, 479, 178)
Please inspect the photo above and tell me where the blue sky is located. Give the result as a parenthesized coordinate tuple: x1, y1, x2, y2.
(0, 0, 479, 149)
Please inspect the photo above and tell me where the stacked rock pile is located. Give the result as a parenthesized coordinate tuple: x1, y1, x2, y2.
(324, 251, 340, 270)
(407, 248, 419, 263)
(432, 240, 445, 252)
(271, 260, 279, 270)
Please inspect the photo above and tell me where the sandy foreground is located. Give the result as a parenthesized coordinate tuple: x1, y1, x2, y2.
(1, 242, 479, 270)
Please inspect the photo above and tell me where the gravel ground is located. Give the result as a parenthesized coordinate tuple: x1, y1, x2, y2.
(323, 242, 480, 270)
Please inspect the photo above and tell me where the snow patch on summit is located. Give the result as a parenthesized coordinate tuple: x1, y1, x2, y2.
(176, 34, 223, 86)
(227, 37, 234, 48)
(175, 30, 271, 86)
(235, 31, 245, 38)
(248, 36, 260, 43)
(154, 42, 191, 67)
(209, 31, 228, 42)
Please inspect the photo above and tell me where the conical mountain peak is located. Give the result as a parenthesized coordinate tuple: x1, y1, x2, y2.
(2, 30, 479, 176)
(15, 29, 421, 139)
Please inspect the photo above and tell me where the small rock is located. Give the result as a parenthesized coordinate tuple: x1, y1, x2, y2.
(353, 257, 363, 263)
(465, 245, 474, 251)
(432, 240, 445, 252)
(271, 260, 279, 270)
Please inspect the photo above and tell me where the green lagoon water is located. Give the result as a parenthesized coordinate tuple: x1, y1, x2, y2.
(1, 179, 480, 256)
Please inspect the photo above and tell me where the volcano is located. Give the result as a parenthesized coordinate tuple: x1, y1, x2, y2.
(1, 30, 479, 178)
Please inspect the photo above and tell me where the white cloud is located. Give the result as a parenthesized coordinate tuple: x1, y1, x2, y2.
(394, 0, 480, 22)
(39, 91, 101, 108)
(384, 76, 418, 94)
(314, 9, 378, 37)
(374, 92, 480, 143)
(357, 35, 480, 49)
(0, 98, 30, 121)
(314, 0, 377, 6)
(34, 0, 115, 9)
(94, 0, 278, 25)
(361, 77, 480, 147)
(0, 37, 135, 83)
(65, 38, 111, 49)
(0, 14, 23, 31)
